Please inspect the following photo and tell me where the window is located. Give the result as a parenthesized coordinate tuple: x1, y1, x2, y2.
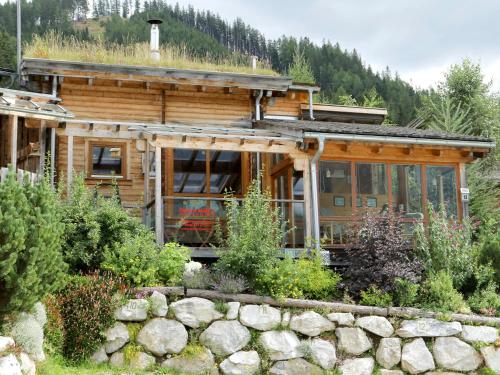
(426, 165, 457, 217)
(391, 164, 423, 217)
(319, 161, 351, 216)
(91, 144, 125, 177)
(173, 149, 242, 194)
(356, 162, 388, 212)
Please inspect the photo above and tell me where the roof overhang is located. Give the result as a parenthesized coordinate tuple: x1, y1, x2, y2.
(301, 103, 387, 124)
(22, 58, 293, 92)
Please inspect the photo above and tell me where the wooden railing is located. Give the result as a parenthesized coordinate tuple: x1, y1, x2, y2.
(0, 167, 42, 184)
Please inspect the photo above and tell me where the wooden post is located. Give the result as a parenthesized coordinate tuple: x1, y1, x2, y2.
(459, 163, 468, 220)
(67, 135, 73, 197)
(155, 145, 164, 244)
(39, 120, 47, 174)
(50, 128, 56, 187)
(143, 141, 150, 225)
(10, 115, 18, 170)
(302, 157, 313, 241)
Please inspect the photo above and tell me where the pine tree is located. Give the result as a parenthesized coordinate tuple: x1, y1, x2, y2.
(288, 47, 315, 84)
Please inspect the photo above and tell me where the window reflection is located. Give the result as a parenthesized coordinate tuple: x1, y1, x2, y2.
(319, 161, 352, 216)
(356, 163, 388, 213)
(426, 166, 457, 217)
(174, 150, 207, 193)
(391, 165, 423, 218)
(92, 145, 123, 177)
(210, 151, 242, 194)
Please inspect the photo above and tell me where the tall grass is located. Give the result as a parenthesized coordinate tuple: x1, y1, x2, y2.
(24, 32, 277, 76)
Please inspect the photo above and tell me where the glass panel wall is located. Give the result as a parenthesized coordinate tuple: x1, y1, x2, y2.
(426, 165, 458, 217)
(210, 151, 242, 194)
(319, 161, 352, 217)
(356, 162, 388, 213)
(391, 164, 423, 218)
(174, 149, 207, 193)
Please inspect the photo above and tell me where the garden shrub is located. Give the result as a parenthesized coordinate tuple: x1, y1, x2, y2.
(418, 270, 468, 313)
(478, 229, 500, 285)
(393, 278, 419, 307)
(360, 285, 393, 307)
(467, 282, 500, 316)
(210, 272, 248, 294)
(101, 229, 160, 286)
(182, 267, 213, 289)
(345, 210, 422, 295)
(215, 179, 283, 283)
(157, 242, 191, 285)
(58, 273, 123, 363)
(0, 171, 67, 316)
(255, 252, 341, 300)
(415, 205, 475, 289)
(43, 294, 65, 356)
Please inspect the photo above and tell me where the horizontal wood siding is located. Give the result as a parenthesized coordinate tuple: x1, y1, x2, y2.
(264, 91, 308, 117)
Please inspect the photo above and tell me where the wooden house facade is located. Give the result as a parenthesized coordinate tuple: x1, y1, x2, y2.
(0, 58, 495, 261)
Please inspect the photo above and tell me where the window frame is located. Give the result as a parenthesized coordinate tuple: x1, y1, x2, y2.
(88, 141, 127, 179)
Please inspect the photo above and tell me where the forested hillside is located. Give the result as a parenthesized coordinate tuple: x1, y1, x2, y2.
(0, 0, 422, 124)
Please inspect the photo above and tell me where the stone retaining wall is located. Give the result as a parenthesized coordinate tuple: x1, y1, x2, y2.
(92, 291, 500, 374)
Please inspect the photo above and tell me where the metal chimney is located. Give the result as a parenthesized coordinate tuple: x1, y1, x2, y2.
(147, 18, 163, 62)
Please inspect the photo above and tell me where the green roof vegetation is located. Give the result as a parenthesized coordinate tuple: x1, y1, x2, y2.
(24, 32, 278, 76)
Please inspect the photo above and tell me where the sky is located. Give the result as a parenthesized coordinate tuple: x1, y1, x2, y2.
(169, 0, 500, 91)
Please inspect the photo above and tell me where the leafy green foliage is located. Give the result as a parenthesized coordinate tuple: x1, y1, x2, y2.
(467, 282, 500, 317)
(418, 271, 468, 313)
(215, 179, 283, 283)
(415, 205, 475, 289)
(426, 96, 472, 134)
(393, 278, 419, 307)
(157, 242, 190, 285)
(288, 47, 315, 84)
(43, 294, 66, 356)
(345, 210, 422, 295)
(0, 171, 67, 316)
(359, 285, 393, 307)
(255, 252, 341, 300)
(58, 273, 123, 363)
(478, 229, 500, 285)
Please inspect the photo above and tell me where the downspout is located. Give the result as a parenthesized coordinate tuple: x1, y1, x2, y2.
(308, 88, 315, 120)
(255, 89, 264, 121)
(310, 136, 324, 250)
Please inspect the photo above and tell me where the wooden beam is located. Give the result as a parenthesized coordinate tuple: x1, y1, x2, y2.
(341, 143, 352, 152)
(67, 135, 74, 197)
(143, 141, 150, 225)
(10, 115, 18, 169)
(404, 146, 414, 155)
(302, 157, 313, 241)
(155, 145, 163, 244)
(432, 149, 443, 157)
(197, 85, 207, 92)
(39, 120, 47, 173)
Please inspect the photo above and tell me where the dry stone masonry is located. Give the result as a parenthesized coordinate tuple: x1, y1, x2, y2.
(89, 295, 500, 374)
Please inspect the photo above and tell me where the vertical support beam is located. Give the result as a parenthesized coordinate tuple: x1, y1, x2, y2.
(39, 120, 47, 174)
(50, 127, 56, 187)
(10, 115, 18, 170)
(302, 157, 313, 242)
(387, 162, 392, 210)
(67, 135, 73, 197)
(143, 141, 150, 225)
(155, 145, 164, 244)
(310, 137, 324, 251)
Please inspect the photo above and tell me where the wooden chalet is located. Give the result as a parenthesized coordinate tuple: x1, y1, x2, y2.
(0, 57, 495, 261)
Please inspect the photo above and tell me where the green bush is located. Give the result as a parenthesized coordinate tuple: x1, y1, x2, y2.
(43, 294, 65, 356)
(393, 278, 419, 307)
(0, 171, 67, 316)
(418, 271, 468, 313)
(479, 230, 500, 285)
(468, 282, 500, 316)
(215, 179, 284, 283)
(415, 205, 475, 289)
(360, 285, 393, 307)
(157, 242, 190, 285)
(58, 273, 123, 363)
(256, 252, 341, 300)
(101, 229, 160, 286)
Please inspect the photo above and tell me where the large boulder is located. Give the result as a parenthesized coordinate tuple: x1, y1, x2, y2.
(199, 320, 251, 356)
(259, 331, 302, 361)
(149, 291, 168, 317)
(0, 337, 14, 353)
(114, 299, 149, 322)
(339, 357, 375, 375)
(226, 302, 240, 320)
(376, 337, 401, 369)
(481, 346, 500, 373)
(396, 318, 461, 338)
(269, 358, 323, 375)
(219, 350, 260, 375)
(18, 352, 36, 375)
(239, 305, 281, 331)
(0, 354, 22, 375)
(335, 327, 372, 355)
(281, 311, 291, 327)
(90, 346, 108, 364)
(380, 370, 404, 375)
(433, 337, 482, 372)
(137, 318, 188, 355)
(310, 338, 336, 370)
(104, 322, 130, 354)
(162, 347, 217, 374)
(460, 325, 499, 344)
(401, 338, 435, 374)
(356, 316, 394, 337)
(289, 311, 335, 337)
(129, 352, 155, 370)
(10, 313, 44, 361)
(327, 312, 355, 326)
(109, 352, 124, 367)
(170, 297, 223, 328)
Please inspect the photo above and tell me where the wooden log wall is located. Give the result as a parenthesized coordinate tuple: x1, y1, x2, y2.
(263, 90, 308, 118)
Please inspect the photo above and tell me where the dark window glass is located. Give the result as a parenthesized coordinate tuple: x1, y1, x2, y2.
(174, 150, 207, 193)
(426, 165, 457, 217)
(92, 145, 123, 176)
(210, 151, 242, 194)
(391, 165, 423, 217)
(356, 163, 388, 212)
(319, 161, 352, 216)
